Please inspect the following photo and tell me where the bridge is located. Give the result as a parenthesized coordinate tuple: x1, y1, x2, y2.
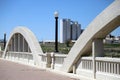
(0, 0, 120, 80)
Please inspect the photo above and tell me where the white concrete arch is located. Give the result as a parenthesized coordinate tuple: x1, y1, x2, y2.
(61, 0, 120, 72)
(3, 27, 43, 65)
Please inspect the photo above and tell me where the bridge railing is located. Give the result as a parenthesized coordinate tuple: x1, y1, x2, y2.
(0, 51, 3, 58)
(2, 51, 67, 70)
(4, 51, 34, 65)
(54, 54, 67, 64)
(39, 53, 67, 70)
(80, 57, 93, 70)
(96, 57, 120, 74)
(53, 53, 67, 70)
(39, 53, 47, 62)
(76, 57, 120, 80)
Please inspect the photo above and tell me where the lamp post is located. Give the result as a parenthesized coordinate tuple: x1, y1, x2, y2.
(4, 32, 6, 50)
(54, 11, 59, 52)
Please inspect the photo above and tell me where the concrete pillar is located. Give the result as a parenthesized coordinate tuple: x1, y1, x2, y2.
(13, 34, 18, 52)
(51, 52, 55, 69)
(23, 38, 28, 52)
(16, 34, 18, 52)
(93, 39, 104, 57)
(92, 38, 104, 79)
(73, 63, 76, 74)
(20, 34, 23, 52)
(14, 35, 16, 51)
(23, 37, 25, 52)
(46, 53, 51, 68)
(9, 39, 12, 51)
(92, 40, 96, 79)
(18, 34, 20, 52)
(11, 38, 13, 51)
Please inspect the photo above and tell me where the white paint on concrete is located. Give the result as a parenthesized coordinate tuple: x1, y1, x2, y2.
(61, 0, 120, 72)
(3, 27, 43, 65)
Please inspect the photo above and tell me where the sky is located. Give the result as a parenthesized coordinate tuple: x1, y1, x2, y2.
(0, 0, 119, 41)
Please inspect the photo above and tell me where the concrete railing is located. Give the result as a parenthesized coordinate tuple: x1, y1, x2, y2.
(4, 51, 34, 65)
(0, 51, 3, 58)
(39, 53, 67, 70)
(39, 53, 47, 62)
(53, 53, 67, 70)
(96, 57, 120, 74)
(2, 52, 67, 70)
(54, 54, 67, 64)
(76, 57, 120, 80)
(80, 57, 93, 70)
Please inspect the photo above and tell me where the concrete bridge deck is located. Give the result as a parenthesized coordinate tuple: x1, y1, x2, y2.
(0, 59, 79, 80)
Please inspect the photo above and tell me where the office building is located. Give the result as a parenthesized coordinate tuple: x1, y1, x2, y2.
(60, 19, 82, 43)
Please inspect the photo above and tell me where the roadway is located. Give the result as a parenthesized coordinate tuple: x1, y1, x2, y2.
(0, 59, 79, 80)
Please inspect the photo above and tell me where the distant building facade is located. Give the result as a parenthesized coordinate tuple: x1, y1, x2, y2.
(104, 34, 120, 44)
(60, 19, 82, 43)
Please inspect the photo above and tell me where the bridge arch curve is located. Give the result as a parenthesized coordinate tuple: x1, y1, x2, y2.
(3, 27, 43, 65)
(61, 0, 120, 72)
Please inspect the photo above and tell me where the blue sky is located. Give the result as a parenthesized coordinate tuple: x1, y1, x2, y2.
(1, 0, 119, 41)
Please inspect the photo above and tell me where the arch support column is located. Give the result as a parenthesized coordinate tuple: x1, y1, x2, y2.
(14, 35, 16, 51)
(92, 38, 104, 57)
(18, 34, 20, 52)
(92, 38, 104, 79)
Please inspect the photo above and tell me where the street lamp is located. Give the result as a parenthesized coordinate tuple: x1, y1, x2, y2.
(4, 32, 6, 50)
(54, 11, 59, 52)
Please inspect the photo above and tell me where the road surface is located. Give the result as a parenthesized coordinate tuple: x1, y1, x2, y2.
(0, 59, 79, 80)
